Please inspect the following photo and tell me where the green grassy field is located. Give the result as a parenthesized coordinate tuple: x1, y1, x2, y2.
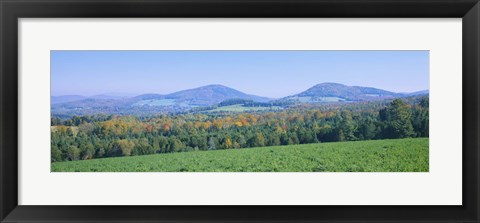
(51, 138, 428, 172)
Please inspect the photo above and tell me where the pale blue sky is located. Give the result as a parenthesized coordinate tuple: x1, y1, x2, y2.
(51, 50, 429, 98)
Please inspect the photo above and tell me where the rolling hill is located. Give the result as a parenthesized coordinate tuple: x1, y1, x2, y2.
(405, 89, 429, 96)
(51, 83, 428, 117)
(281, 82, 404, 103)
(51, 84, 272, 116)
(165, 84, 270, 105)
(51, 95, 86, 104)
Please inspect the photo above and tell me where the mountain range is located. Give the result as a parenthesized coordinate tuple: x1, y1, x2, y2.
(51, 83, 428, 116)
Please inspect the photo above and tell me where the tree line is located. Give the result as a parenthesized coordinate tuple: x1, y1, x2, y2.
(51, 97, 429, 162)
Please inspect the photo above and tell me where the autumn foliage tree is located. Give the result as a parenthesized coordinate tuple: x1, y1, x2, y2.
(51, 97, 429, 162)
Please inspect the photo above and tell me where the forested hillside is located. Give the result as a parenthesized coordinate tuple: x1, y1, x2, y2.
(51, 97, 428, 162)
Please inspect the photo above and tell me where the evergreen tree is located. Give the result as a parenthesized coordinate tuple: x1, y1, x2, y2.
(208, 137, 216, 150)
(382, 99, 415, 138)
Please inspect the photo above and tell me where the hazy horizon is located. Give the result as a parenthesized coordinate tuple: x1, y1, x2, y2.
(51, 50, 429, 98)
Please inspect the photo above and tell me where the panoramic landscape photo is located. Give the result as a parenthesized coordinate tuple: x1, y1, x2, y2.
(50, 50, 429, 172)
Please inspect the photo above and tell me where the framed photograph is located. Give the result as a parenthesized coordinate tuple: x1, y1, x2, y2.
(1, 0, 479, 222)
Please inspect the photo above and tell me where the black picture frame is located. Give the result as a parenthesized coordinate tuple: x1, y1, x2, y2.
(1, 0, 479, 222)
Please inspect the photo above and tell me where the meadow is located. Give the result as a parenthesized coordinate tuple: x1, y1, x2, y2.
(51, 138, 428, 172)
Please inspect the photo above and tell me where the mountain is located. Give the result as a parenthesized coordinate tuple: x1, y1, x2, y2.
(89, 94, 130, 100)
(165, 84, 270, 105)
(51, 95, 86, 104)
(405, 89, 429, 96)
(51, 85, 272, 116)
(281, 82, 403, 103)
(51, 83, 428, 117)
(53, 98, 121, 108)
(132, 94, 165, 100)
